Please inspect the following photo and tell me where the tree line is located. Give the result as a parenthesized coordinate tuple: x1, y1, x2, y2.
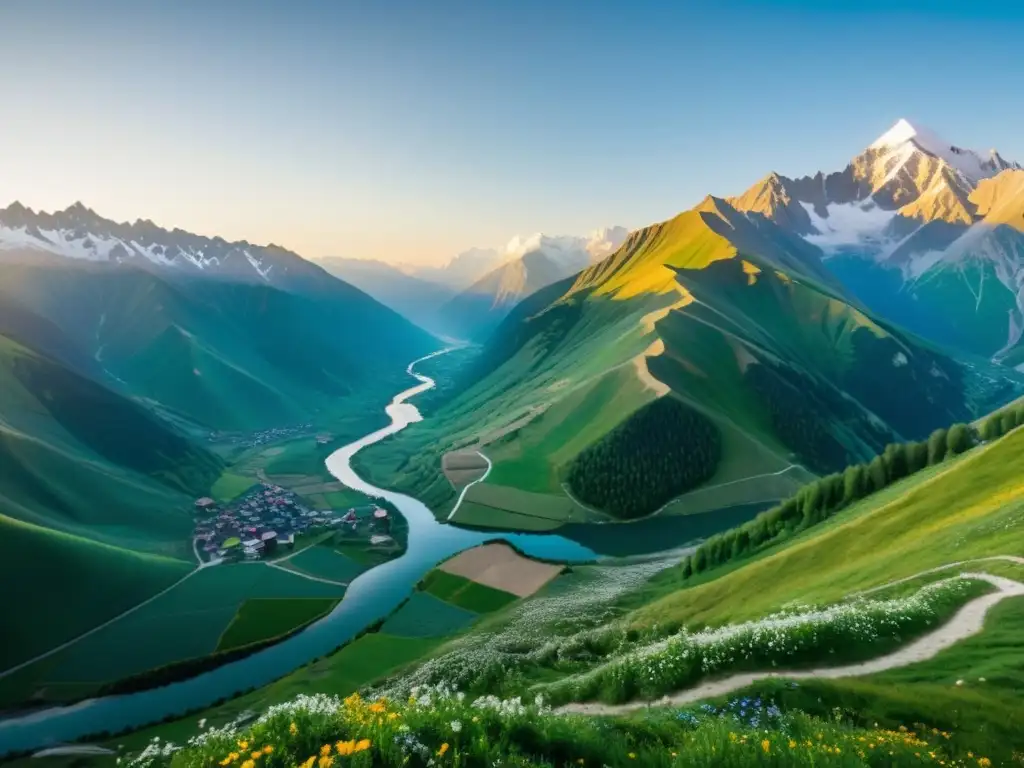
(565, 396, 721, 520)
(675, 400, 1024, 581)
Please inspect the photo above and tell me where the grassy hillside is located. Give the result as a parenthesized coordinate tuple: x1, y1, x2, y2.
(0, 262, 438, 432)
(630, 425, 1024, 628)
(355, 196, 1001, 528)
(0, 514, 192, 673)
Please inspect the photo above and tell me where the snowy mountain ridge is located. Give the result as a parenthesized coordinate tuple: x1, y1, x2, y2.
(730, 118, 1024, 367)
(0, 201, 315, 285)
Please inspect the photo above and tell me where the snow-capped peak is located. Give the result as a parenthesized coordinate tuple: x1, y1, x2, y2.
(869, 118, 1018, 183)
(0, 200, 313, 285)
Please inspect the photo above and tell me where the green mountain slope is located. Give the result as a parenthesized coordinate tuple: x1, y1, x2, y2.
(356, 196, 1011, 526)
(0, 260, 438, 431)
(315, 257, 456, 336)
(0, 322, 228, 670)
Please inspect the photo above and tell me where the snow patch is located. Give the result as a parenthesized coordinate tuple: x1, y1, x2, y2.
(870, 118, 1013, 183)
(799, 201, 898, 252)
(243, 249, 271, 280)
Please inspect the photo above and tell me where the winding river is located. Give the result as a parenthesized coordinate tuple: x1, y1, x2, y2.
(0, 350, 598, 755)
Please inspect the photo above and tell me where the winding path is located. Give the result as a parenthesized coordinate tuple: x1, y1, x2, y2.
(557, 558, 1024, 717)
(445, 451, 492, 521)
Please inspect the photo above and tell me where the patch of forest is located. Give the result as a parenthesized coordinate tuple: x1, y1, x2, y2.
(565, 396, 721, 520)
(743, 362, 857, 474)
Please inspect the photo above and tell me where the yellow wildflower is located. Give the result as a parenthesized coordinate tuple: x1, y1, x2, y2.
(978, 759, 992, 768)
(238, 741, 249, 750)
(318, 757, 333, 768)
(241, 761, 255, 768)
(320, 745, 332, 757)
(628, 753, 636, 760)
(251, 751, 263, 760)
(762, 740, 770, 754)
(263, 746, 274, 755)
(369, 701, 387, 713)
(299, 758, 314, 768)
(354, 739, 371, 753)
(438, 743, 449, 756)
(289, 723, 298, 736)
(388, 712, 399, 720)
(788, 740, 796, 749)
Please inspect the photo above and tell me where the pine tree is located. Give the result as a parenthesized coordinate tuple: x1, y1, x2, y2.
(946, 423, 973, 455)
(927, 428, 948, 465)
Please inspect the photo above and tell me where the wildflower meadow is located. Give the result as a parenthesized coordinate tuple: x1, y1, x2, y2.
(125, 685, 994, 768)
(544, 577, 983, 704)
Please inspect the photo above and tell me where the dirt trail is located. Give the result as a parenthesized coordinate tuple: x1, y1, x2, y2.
(557, 562, 1024, 717)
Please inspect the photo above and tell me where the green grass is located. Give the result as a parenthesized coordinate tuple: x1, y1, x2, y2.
(379, 592, 480, 637)
(142, 684, 979, 768)
(485, 364, 656, 494)
(216, 597, 340, 652)
(627, 428, 1024, 630)
(0, 513, 192, 672)
(0, 563, 346, 706)
(263, 439, 334, 477)
(737, 595, 1024, 765)
(544, 577, 989, 706)
(109, 633, 449, 755)
(421, 570, 519, 613)
(282, 546, 366, 583)
(211, 471, 254, 502)
(449, 501, 566, 531)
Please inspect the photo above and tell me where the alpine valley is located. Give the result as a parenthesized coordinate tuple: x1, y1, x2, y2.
(5, 119, 1024, 768)
(354, 119, 1024, 534)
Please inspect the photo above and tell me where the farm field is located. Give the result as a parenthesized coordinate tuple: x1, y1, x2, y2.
(379, 592, 479, 637)
(0, 563, 346, 707)
(279, 545, 366, 584)
(420, 570, 519, 613)
(216, 597, 340, 652)
(447, 482, 591, 530)
(440, 450, 489, 490)
(210, 471, 253, 503)
(438, 541, 563, 597)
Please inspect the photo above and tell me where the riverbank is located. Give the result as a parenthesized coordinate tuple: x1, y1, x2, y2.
(0, 351, 598, 756)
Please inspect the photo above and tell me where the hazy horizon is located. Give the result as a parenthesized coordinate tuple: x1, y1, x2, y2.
(2, 0, 1023, 266)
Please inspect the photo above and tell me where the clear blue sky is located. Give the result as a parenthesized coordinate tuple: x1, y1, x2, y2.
(1, 0, 1022, 264)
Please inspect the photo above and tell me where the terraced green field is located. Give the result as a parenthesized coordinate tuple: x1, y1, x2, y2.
(216, 597, 339, 652)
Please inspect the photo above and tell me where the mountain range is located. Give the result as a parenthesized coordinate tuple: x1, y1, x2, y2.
(0, 201, 439, 666)
(357, 119, 1024, 531)
(318, 227, 629, 341)
(728, 119, 1024, 366)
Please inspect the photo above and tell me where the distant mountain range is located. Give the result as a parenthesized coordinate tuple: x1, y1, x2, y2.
(320, 227, 629, 341)
(316, 257, 458, 337)
(728, 119, 1024, 366)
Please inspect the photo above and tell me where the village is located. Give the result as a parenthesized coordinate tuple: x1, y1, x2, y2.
(205, 422, 324, 449)
(191, 482, 395, 563)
